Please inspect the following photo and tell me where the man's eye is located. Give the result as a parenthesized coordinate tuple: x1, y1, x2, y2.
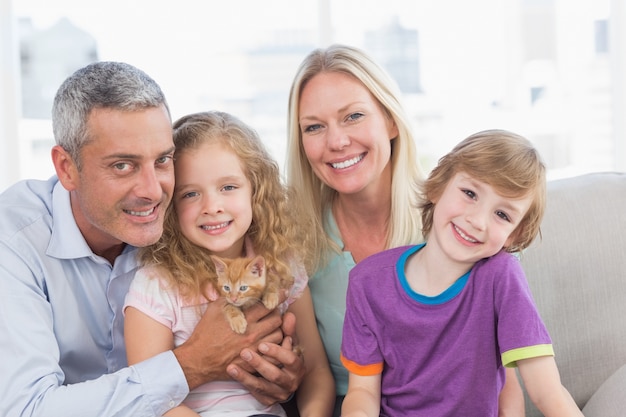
(113, 162, 131, 171)
(156, 155, 173, 165)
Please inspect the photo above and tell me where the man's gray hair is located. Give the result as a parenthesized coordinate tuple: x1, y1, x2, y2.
(52, 61, 170, 168)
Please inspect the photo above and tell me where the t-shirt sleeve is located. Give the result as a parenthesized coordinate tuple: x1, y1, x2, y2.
(493, 254, 554, 367)
(340, 261, 384, 376)
(123, 266, 179, 329)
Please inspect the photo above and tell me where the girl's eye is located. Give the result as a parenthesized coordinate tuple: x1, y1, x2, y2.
(496, 211, 511, 222)
(222, 185, 236, 192)
(181, 191, 199, 199)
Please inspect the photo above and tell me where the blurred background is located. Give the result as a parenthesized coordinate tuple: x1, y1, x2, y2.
(1, 0, 624, 192)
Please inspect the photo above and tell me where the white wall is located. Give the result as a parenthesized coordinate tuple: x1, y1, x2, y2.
(0, 0, 21, 192)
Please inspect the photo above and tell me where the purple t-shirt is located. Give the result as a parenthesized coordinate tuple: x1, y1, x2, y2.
(341, 244, 553, 417)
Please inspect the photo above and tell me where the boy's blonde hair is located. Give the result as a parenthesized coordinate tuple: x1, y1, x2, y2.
(420, 129, 546, 253)
(139, 111, 304, 298)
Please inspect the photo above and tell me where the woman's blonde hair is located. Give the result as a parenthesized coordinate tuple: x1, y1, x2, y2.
(420, 129, 546, 253)
(139, 111, 304, 298)
(285, 44, 424, 271)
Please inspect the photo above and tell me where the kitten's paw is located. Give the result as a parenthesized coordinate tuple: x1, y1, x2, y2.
(230, 316, 248, 334)
(262, 292, 279, 310)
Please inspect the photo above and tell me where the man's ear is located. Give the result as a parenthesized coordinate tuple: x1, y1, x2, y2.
(51, 145, 79, 191)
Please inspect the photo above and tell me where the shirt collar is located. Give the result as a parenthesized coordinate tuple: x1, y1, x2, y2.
(47, 180, 97, 260)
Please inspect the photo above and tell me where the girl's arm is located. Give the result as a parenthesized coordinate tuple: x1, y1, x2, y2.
(341, 372, 381, 417)
(124, 306, 200, 417)
(517, 356, 584, 417)
(498, 367, 526, 417)
(287, 287, 335, 416)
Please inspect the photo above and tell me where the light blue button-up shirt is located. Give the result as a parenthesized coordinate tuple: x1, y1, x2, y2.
(0, 177, 188, 416)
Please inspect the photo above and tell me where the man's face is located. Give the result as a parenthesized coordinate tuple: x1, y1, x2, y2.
(58, 106, 175, 257)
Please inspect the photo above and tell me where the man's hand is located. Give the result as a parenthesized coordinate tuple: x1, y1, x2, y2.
(173, 298, 283, 390)
(227, 311, 306, 405)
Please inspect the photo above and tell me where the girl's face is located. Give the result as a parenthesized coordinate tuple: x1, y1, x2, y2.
(429, 172, 532, 267)
(173, 141, 253, 259)
(298, 71, 398, 197)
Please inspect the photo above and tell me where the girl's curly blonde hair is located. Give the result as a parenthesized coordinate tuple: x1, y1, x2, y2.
(138, 111, 307, 300)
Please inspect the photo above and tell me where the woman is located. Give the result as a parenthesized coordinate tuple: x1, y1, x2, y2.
(285, 44, 525, 417)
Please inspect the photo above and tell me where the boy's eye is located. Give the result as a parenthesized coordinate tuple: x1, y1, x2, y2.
(462, 189, 476, 199)
(496, 211, 511, 222)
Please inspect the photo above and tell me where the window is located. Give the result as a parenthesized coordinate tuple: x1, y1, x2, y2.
(2, 0, 621, 192)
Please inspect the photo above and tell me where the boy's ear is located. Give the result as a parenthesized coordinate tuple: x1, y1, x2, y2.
(504, 227, 522, 249)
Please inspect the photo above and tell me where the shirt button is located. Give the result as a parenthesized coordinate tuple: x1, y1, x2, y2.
(168, 400, 175, 407)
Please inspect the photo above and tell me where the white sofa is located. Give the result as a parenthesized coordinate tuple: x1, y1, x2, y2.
(520, 171, 626, 416)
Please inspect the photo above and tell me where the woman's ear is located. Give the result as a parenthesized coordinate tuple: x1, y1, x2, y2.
(51, 145, 79, 191)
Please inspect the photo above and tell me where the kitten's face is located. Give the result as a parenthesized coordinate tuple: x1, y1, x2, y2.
(211, 255, 266, 307)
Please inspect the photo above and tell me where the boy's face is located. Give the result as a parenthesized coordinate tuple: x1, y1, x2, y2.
(429, 172, 532, 265)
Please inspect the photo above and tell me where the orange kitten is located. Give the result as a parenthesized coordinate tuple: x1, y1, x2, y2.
(210, 255, 291, 334)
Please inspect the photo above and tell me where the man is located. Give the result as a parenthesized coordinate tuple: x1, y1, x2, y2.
(0, 61, 303, 416)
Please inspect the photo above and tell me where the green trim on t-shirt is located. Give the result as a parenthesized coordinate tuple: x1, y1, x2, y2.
(501, 344, 555, 367)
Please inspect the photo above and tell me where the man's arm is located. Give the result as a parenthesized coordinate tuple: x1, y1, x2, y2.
(0, 246, 188, 417)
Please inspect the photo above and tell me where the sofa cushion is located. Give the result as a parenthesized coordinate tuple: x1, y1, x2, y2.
(520, 172, 626, 416)
(582, 364, 626, 417)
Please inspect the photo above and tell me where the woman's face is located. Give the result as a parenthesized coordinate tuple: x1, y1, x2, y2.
(298, 71, 398, 197)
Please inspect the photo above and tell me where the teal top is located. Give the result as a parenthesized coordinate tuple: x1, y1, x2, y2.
(308, 212, 355, 396)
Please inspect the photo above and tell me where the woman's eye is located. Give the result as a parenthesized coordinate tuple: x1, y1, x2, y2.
(347, 112, 364, 122)
(303, 123, 322, 133)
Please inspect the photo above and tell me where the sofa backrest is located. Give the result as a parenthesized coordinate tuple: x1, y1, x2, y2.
(520, 172, 626, 416)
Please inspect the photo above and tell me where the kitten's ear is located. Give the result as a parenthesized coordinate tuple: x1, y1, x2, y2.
(210, 255, 227, 274)
(249, 255, 265, 276)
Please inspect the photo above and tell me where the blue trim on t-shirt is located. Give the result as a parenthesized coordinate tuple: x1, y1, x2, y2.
(397, 243, 471, 305)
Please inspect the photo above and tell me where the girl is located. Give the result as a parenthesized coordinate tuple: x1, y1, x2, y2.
(124, 111, 335, 417)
